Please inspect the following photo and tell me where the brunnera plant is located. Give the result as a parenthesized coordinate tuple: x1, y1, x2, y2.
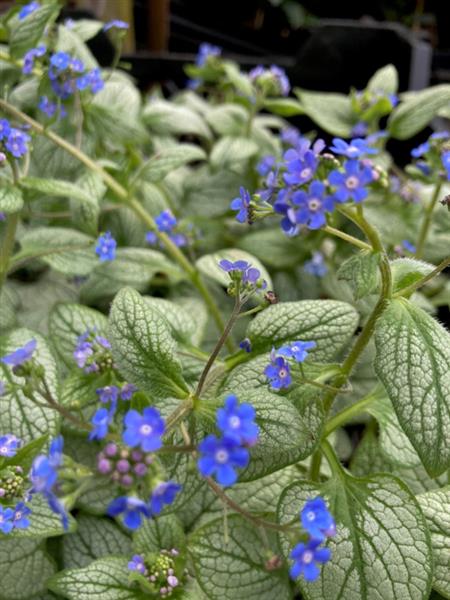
(0, 1, 449, 599)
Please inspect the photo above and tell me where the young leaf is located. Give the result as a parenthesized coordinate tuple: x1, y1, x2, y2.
(367, 64, 399, 94)
(263, 97, 304, 117)
(418, 487, 450, 598)
(277, 474, 433, 600)
(337, 251, 380, 299)
(375, 298, 450, 476)
(390, 258, 435, 295)
(189, 515, 291, 600)
(48, 557, 140, 600)
(0, 183, 24, 213)
(246, 300, 359, 361)
(294, 89, 353, 137)
(133, 514, 185, 554)
(209, 137, 259, 170)
(109, 287, 190, 399)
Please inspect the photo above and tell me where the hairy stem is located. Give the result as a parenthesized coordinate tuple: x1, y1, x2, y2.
(394, 254, 450, 298)
(324, 385, 383, 436)
(415, 182, 442, 259)
(323, 225, 371, 251)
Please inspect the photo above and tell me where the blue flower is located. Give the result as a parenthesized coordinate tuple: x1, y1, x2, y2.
(18, 1, 40, 20)
(277, 340, 316, 363)
(329, 138, 378, 158)
(149, 481, 182, 515)
(107, 496, 151, 529)
(1, 339, 36, 367)
(120, 383, 137, 401)
(96, 385, 119, 404)
(401, 240, 416, 254)
(86, 68, 104, 93)
(301, 497, 336, 541)
(329, 159, 374, 203)
(128, 554, 146, 574)
(0, 506, 14, 534)
(49, 436, 64, 468)
(230, 187, 251, 223)
(257, 155, 276, 176)
(95, 232, 117, 261)
(289, 539, 331, 582)
(89, 408, 112, 441)
(411, 142, 430, 158)
(197, 435, 249, 486)
(22, 45, 46, 74)
(264, 355, 291, 389)
(284, 149, 318, 186)
(286, 181, 335, 231)
(350, 122, 369, 137)
(145, 231, 158, 245)
(155, 210, 177, 233)
(269, 65, 290, 96)
(12, 502, 31, 530)
(216, 395, 259, 446)
(196, 43, 221, 67)
(442, 151, 450, 180)
(122, 408, 165, 453)
(0, 434, 20, 457)
(50, 52, 71, 72)
(103, 19, 129, 31)
(239, 338, 252, 353)
(5, 128, 31, 158)
(281, 127, 302, 148)
(219, 259, 250, 275)
(0, 119, 11, 141)
(38, 96, 56, 117)
(304, 252, 328, 277)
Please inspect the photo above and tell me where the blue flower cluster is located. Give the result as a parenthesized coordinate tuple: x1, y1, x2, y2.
(265, 340, 316, 390)
(95, 231, 117, 261)
(73, 329, 112, 373)
(146, 210, 188, 248)
(249, 65, 290, 96)
(90, 383, 138, 441)
(188, 43, 222, 89)
(128, 548, 182, 596)
(232, 129, 380, 236)
(197, 395, 259, 486)
(410, 131, 450, 181)
(290, 497, 336, 582)
(0, 433, 33, 533)
(0, 118, 31, 159)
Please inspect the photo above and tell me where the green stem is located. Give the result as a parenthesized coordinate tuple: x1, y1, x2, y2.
(309, 450, 323, 481)
(415, 182, 442, 259)
(321, 439, 344, 477)
(0, 161, 21, 291)
(323, 225, 371, 251)
(0, 98, 229, 343)
(324, 386, 382, 436)
(394, 254, 450, 298)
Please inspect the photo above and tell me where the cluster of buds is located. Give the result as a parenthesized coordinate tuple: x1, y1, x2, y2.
(128, 549, 187, 597)
(97, 443, 154, 488)
(73, 329, 113, 374)
(0, 466, 25, 501)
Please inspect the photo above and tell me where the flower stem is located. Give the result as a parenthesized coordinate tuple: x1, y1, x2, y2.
(0, 98, 230, 344)
(415, 182, 442, 259)
(324, 385, 383, 436)
(323, 225, 371, 251)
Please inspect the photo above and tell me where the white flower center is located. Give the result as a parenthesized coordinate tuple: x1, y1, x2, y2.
(348, 145, 358, 156)
(279, 368, 288, 378)
(308, 198, 321, 211)
(15, 512, 22, 520)
(139, 424, 153, 436)
(0, 447, 7, 455)
(303, 550, 314, 564)
(229, 416, 241, 429)
(306, 511, 316, 521)
(300, 168, 312, 179)
(215, 449, 229, 464)
(346, 176, 359, 189)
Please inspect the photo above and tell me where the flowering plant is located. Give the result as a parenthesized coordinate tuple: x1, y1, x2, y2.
(0, 2, 449, 599)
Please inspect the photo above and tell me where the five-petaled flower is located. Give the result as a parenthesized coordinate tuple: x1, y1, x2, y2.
(0, 506, 14, 534)
(216, 395, 259, 446)
(284, 149, 318, 186)
(301, 497, 336, 541)
(289, 539, 331, 582)
(122, 408, 165, 452)
(329, 138, 378, 158)
(128, 554, 147, 574)
(264, 354, 291, 389)
(95, 232, 117, 262)
(107, 496, 151, 529)
(89, 408, 113, 441)
(149, 481, 182, 515)
(289, 181, 335, 230)
(0, 434, 20, 457)
(329, 159, 374, 203)
(277, 340, 316, 363)
(197, 434, 249, 486)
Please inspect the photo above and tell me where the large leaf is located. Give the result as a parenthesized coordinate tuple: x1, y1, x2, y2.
(388, 85, 450, 139)
(278, 474, 433, 600)
(337, 252, 380, 299)
(143, 100, 211, 139)
(209, 136, 259, 170)
(374, 298, 450, 475)
(20, 177, 95, 204)
(294, 89, 353, 136)
(136, 144, 206, 183)
(0, 183, 23, 213)
(109, 287, 190, 399)
(48, 557, 140, 600)
(189, 515, 291, 600)
(0, 328, 59, 443)
(418, 487, 450, 598)
(246, 300, 359, 361)
(62, 514, 132, 569)
(9, 3, 58, 58)
(0, 538, 56, 600)
(133, 514, 185, 554)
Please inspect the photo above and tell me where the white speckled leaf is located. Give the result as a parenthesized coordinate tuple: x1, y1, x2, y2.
(337, 252, 380, 299)
(0, 538, 56, 600)
(418, 487, 450, 598)
(366, 394, 420, 468)
(247, 300, 359, 360)
(49, 303, 108, 367)
(189, 515, 291, 600)
(109, 287, 189, 399)
(48, 557, 140, 600)
(0, 329, 59, 443)
(133, 514, 185, 554)
(143, 297, 198, 344)
(277, 474, 433, 600)
(0, 183, 24, 213)
(3, 494, 75, 540)
(62, 514, 132, 569)
(375, 298, 450, 475)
